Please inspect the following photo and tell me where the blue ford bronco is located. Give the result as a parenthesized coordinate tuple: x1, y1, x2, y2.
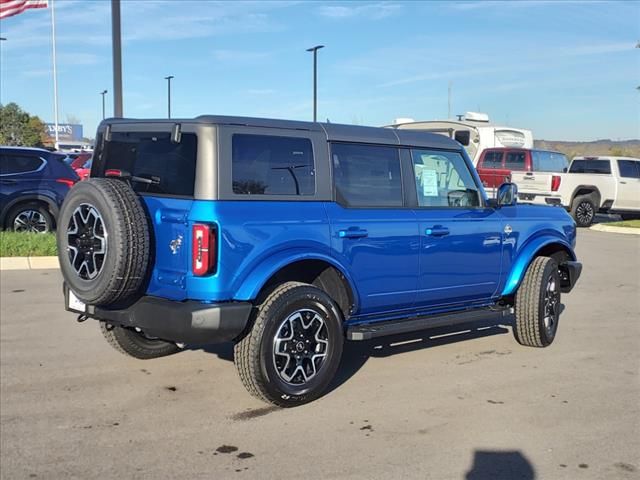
(57, 116, 582, 407)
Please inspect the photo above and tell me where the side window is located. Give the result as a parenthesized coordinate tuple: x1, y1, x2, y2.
(0, 154, 44, 175)
(532, 151, 569, 173)
(504, 151, 526, 171)
(481, 151, 503, 169)
(617, 160, 640, 179)
(232, 134, 315, 195)
(411, 149, 480, 208)
(332, 143, 402, 207)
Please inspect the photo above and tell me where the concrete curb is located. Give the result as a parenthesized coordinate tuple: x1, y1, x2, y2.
(590, 224, 640, 235)
(0, 256, 59, 271)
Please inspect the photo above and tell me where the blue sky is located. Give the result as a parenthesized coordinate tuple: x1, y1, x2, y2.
(0, 0, 638, 141)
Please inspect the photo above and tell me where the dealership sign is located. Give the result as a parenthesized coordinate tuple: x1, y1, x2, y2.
(45, 123, 83, 141)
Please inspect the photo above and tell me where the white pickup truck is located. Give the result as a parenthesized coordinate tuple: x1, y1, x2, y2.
(512, 156, 640, 227)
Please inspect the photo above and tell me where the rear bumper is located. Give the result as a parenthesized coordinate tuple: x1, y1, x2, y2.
(64, 284, 252, 344)
(560, 261, 582, 293)
(518, 192, 563, 206)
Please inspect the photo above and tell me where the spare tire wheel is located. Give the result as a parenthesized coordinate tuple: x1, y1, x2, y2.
(57, 178, 151, 306)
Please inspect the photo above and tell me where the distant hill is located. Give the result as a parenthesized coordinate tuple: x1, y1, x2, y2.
(533, 139, 640, 159)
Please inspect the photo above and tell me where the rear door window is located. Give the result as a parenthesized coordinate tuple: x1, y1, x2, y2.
(0, 154, 45, 175)
(504, 151, 526, 171)
(617, 160, 640, 179)
(481, 151, 503, 169)
(102, 132, 198, 196)
(332, 143, 403, 207)
(232, 134, 315, 195)
(569, 159, 611, 174)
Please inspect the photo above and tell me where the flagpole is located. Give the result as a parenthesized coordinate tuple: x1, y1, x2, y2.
(50, 0, 59, 148)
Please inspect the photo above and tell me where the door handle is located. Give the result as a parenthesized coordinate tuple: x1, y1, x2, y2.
(425, 226, 450, 237)
(620, 181, 627, 184)
(338, 228, 368, 239)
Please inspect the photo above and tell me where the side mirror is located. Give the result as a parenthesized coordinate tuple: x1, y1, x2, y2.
(496, 182, 518, 207)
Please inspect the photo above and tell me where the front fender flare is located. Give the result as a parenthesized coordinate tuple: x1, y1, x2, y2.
(501, 236, 576, 296)
(233, 249, 360, 310)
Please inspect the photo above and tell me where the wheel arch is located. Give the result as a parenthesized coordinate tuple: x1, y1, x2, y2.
(502, 237, 575, 297)
(234, 253, 358, 318)
(571, 185, 601, 207)
(1, 195, 59, 229)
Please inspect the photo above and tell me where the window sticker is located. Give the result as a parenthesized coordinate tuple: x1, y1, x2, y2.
(421, 169, 439, 197)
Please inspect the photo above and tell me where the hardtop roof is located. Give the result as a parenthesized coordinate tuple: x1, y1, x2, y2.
(100, 115, 461, 150)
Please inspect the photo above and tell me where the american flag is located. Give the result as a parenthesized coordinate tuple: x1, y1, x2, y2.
(0, 0, 48, 20)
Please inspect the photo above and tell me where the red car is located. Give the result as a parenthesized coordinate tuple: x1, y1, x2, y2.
(75, 158, 92, 181)
(476, 148, 568, 191)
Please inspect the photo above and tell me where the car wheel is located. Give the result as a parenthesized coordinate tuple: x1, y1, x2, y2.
(570, 195, 596, 227)
(56, 178, 151, 307)
(513, 256, 561, 348)
(7, 203, 53, 233)
(100, 322, 180, 359)
(234, 282, 344, 407)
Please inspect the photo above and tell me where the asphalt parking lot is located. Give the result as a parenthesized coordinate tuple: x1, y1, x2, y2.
(1, 229, 638, 480)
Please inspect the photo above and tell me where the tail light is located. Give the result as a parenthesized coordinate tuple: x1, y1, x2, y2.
(192, 224, 217, 276)
(56, 178, 76, 188)
(551, 175, 562, 192)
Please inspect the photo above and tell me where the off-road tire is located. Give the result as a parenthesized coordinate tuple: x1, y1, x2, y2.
(57, 178, 150, 306)
(100, 322, 180, 359)
(234, 282, 344, 408)
(7, 202, 54, 233)
(570, 195, 596, 227)
(513, 256, 561, 348)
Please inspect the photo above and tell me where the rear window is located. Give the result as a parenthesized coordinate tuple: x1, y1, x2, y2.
(232, 134, 315, 195)
(569, 159, 611, 174)
(102, 132, 197, 196)
(481, 151, 503, 169)
(532, 151, 568, 173)
(504, 151, 526, 171)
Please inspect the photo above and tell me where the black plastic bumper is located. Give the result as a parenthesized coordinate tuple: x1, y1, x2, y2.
(560, 261, 582, 293)
(64, 285, 252, 344)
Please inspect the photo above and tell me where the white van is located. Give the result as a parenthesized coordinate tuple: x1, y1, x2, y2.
(387, 112, 533, 166)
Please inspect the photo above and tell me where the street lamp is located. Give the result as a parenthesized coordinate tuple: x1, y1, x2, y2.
(306, 45, 324, 122)
(164, 75, 174, 119)
(100, 90, 108, 119)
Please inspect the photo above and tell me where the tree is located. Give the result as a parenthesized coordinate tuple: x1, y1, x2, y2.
(0, 103, 48, 147)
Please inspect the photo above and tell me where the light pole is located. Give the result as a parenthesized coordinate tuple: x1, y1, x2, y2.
(100, 90, 107, 119)
(164, 75, 174, 119)
(306, 45, 324, 122)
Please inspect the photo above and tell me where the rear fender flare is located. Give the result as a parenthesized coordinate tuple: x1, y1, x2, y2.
(502, 237, 576, 296)
(233, 249, 360, 310)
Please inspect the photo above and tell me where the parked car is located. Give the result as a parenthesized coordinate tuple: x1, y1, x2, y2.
(0, 146, 79, 232)
(64, 152, 92, 171)
(57, 116, 582, 407)
(476, 148, 569, 195)
(512, 156, 640, 226)
(75, 158, 92, 181)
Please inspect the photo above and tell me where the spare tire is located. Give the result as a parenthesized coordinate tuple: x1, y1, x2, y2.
(57, 178, 151, 306)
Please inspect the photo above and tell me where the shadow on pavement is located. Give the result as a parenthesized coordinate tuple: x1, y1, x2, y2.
(465, 450, 536, 480)
(326, 314, 512, 395)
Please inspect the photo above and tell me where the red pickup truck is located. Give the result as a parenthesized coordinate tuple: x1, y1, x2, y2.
(476, 148, 569, 193)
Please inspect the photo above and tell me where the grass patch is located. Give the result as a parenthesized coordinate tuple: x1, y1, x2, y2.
(0, 232, 58, 257)
(606, 220, 640, 229)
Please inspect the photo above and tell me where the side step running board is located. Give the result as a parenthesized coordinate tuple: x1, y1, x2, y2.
(346, 307, 510, 341)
